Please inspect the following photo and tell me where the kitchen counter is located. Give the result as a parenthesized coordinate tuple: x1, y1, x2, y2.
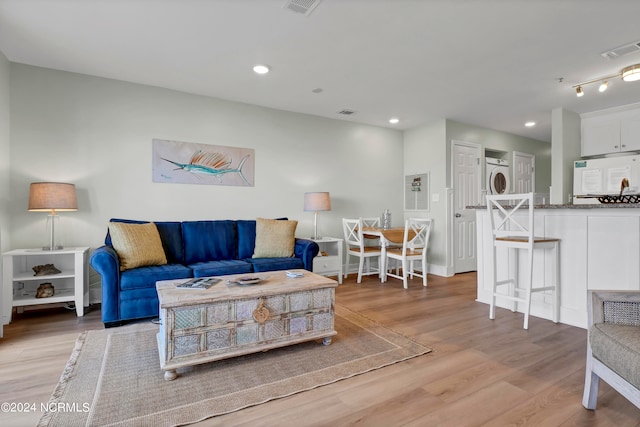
(475, 205, 640, 329)
(468, 203, 640, 209)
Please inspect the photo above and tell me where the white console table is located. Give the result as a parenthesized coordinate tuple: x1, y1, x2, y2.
(2, 247, 89, 326)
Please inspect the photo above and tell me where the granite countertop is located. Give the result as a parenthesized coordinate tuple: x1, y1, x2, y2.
(467, 203, 640, 209)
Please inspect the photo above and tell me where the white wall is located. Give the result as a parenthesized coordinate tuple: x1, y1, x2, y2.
(445, 119, 552, 192)
(9, 64, 404, 251)
(551, 108, 581, 204)
(403, 118, 552, 274)
(403, 119, 447, 268)
(0, 52, 10, 253)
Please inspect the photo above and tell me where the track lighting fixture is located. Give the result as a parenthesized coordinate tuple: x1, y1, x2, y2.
(572, 63, 640, 97)
(598, 81, 608, 92)
(622, 64, 640, 82)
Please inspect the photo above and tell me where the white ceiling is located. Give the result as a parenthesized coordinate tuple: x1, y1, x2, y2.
(2, 0, 640, 143)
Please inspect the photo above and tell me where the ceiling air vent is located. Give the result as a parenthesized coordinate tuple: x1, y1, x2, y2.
(337, 109, 356, 115)
(601, 41, 640, 59)
(282, 0, 322, 16)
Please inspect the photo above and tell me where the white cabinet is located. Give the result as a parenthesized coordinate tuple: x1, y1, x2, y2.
(582, 106, 640, 157)
(587, 216, 639, 290)
(2, 247, 89, 325)
(310, 237, 343, 284)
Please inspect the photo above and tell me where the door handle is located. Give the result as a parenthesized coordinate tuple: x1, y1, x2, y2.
(455, 213, 462, 218)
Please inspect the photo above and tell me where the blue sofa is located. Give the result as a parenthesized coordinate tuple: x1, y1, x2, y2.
(90, 218, 319, 327)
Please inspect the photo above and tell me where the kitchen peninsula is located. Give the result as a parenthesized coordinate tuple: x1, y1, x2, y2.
(474, 203, 640, 329)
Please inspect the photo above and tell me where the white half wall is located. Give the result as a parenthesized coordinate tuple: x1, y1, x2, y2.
(9, 64, 404, 252)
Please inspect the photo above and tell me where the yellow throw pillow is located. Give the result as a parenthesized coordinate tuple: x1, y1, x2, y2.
(253, 218, 298, 258)
(108, 222, 168, 271)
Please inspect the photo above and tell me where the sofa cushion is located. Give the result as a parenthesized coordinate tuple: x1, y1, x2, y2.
(109, 222, 168, 271)
(119, 263, 193, 291)
(182, 220, 237, 264)
(253, 218, 297, 258)
(237, 220, 258, 260)
(154, 222, 185, 264)
(237, 218, 289, 260)
(590, 323, 640, 390)
(106, 219, 184, 264)
(188, 260, 253, 277)
(246, 257, 304, 273)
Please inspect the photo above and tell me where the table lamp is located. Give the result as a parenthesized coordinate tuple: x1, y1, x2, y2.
(304, 192, 331, 240)
(28, 182, 78, 250)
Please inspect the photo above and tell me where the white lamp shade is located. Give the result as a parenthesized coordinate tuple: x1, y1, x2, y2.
(28, 182, 78, 212)
(304, 192, 331, 212)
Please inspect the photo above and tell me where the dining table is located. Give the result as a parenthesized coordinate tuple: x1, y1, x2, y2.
(361, 226, 415, 282)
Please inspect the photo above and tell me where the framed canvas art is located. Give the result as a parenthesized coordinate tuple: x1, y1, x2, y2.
(152, 139, 255, 187)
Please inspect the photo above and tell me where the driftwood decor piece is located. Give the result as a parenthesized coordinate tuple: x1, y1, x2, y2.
(32, 264, 62, 276)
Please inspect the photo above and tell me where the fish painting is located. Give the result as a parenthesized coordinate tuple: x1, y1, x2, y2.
(162, 150, 251, 186)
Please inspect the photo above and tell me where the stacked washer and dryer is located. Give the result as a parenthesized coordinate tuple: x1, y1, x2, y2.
(485, 157, 510, 195)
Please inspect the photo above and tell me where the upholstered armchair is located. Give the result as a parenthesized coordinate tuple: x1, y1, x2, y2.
(582, 290, 640, 410)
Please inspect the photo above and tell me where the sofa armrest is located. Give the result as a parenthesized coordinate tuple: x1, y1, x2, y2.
(90, 245, 121, 323)
(589, 290, 640, 327)
(294, 238, 319, 271)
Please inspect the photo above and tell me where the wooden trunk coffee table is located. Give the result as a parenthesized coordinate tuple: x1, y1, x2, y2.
(156, 269, 338, 380)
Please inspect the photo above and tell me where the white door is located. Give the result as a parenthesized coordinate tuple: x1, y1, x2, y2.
(452, 141, 481, 273)
(513, 151, 535, 193)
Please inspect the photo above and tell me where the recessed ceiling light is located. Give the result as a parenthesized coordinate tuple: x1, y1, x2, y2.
(389, 118, 399, 124)
(525, 121, 536, 127)
(253, 64, 270, 75)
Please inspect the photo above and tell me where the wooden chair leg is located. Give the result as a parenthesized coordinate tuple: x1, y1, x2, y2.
(422, 258, 427, 287)
(344, 254, 350, 279)
(582, 351, 599, 410)
(490, 247, 497, 320)
(553, 242, 560, 323)
(402, 259, 408, 289)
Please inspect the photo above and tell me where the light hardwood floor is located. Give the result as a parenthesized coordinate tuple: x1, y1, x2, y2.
(1, 272, 639, 426)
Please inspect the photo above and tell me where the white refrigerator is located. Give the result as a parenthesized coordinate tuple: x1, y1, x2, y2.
(573, 154, 640, 204)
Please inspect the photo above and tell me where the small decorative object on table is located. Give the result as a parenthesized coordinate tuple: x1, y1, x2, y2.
(32, 263, 61, 276)
(382, 209, 391, 230)
(176, 277, 221, 290)
(237, 276, 261, 285)
(286, 270, 303, 278)
(36, 282, 55, 298)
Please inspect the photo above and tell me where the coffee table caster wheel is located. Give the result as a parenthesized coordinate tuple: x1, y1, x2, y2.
(322, 337, 332, 346)
(164, 370, 178, 381)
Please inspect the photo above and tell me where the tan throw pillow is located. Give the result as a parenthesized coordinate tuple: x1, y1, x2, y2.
(253, 218, 298, 258)
(108, 222, 168, 271)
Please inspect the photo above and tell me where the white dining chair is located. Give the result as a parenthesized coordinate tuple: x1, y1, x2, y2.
(382, 218, 432, 289)
(486, 192, 560, 330)
(342, 218, 382, 283)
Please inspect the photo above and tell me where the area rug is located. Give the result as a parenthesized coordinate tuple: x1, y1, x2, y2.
(38, 305, 432, 427)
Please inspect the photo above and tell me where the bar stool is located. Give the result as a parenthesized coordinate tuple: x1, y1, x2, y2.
(486, 192, 560, 330)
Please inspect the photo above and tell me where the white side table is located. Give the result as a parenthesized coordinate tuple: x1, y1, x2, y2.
(2, 247, 89, 325)
(310, 237, 343, 284)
